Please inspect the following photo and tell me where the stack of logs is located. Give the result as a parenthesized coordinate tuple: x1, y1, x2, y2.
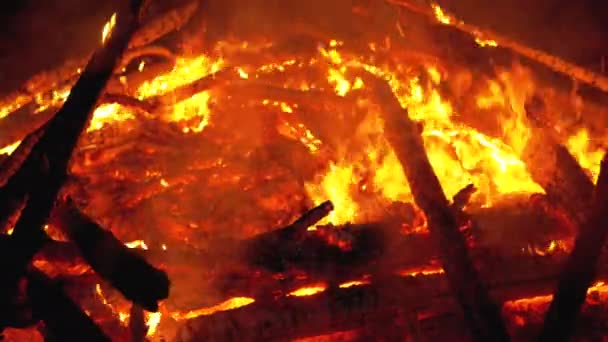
(0, 0, 608, 341)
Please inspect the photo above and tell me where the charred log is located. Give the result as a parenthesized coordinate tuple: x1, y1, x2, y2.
(173, 255, 608, 342)
(26, 268, 110, 342)
(539, 153, 608, 341)
(0, 0, 147, 327)
(386, 0, 608, 94)
(523, 95, 595, 227)
(361, 71, 509, 340)
(50, 199, 169, 311)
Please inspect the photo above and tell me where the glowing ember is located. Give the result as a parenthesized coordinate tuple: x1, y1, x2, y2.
(288, 284, 328, 297)
(170, 297, 255, 320)
(101, 13, 117, 44)
(398, 266, 445, 277)
(503, 281, 608, 321)
(125, 240, 149, 250)
(339, 280, 370, 288)
(475, 37, 498, 48)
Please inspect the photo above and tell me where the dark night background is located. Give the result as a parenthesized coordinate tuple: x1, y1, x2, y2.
(0, 0, 606, 94)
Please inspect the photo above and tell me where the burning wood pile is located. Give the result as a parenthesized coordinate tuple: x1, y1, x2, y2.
(1, 0, 608, 341)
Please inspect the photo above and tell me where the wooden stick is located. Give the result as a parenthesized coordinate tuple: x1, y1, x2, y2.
(539, 153, 608, 341)
(129, 304, 146, 342)
(50, 199, 169, 311)
(362, 71, 509, 341)
(0, 0, 146, 314)
(386, 0, 608, 94)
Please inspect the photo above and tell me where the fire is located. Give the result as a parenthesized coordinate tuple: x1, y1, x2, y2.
(146, 312, 162, 337)
(566, 128, 603, 183)
(398, 265, 445, 277)
(339, 280, 370, 288)
(101, 13, 117, 44)
(431, 3, 452, 25)
(0, 140, 20, 156)
(125, 239, 149, 250)
(475, 37, 498, 48)
(503, 281, 608, 325)
(304, 44, 542, 225)
(135, 55, 224, 132)
(170, 297, 255, 320)
(288, 284, 328, 297)
(88, 103, 135, 132)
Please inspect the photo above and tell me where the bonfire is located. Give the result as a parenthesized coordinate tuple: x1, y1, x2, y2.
(0, 0, 607, 341)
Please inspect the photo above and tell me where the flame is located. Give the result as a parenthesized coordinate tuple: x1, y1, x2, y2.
(475, 37, 498, 48)
(306, 163, 360, 226)
(101, 13, 117, 44)
(170, 297, 255, 320)
(288, 283, 328, 297)
(566, 128, 603, 183)
(305, 45, 541, 225)
(125, 240, 149, 250)
(88, 103, 136, 132)
(146, 312, 162, 337)
(431, 3, 452, 24)
(135, 55, 224, 132)
(0, 140, 21, 156)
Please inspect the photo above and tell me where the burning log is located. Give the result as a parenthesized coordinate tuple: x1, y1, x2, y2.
(0, 0, 154, 333)
(361, 72, 509, 340)
(539, 153, 608, 341)
(1, 0, 146, 280)
(243, 200, 335, 271)
(0, 126, 46, 232)
(50, 199, 169, 311)
(0, 2, 199, 148)
(129, 304, 146, 342)
(523, 95, 595, 227)
(387, 0, 608, 94)
(129, 0, 199, 49)
(173, 255, 608, 342)
(26, 268, 110, 341)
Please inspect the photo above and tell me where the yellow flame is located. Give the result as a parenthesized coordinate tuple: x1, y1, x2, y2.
(566, 128, 603, 183)
(88, 103, 136, 132)
(475, 37, 498, 48)
(101, 13, 117, 44)
(431, 3, 452, 24)
(145, 312, 162, 337)
(306, 163, 360, 226)
(0, 141, 21, 156)
(125, 240, 149, 250)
